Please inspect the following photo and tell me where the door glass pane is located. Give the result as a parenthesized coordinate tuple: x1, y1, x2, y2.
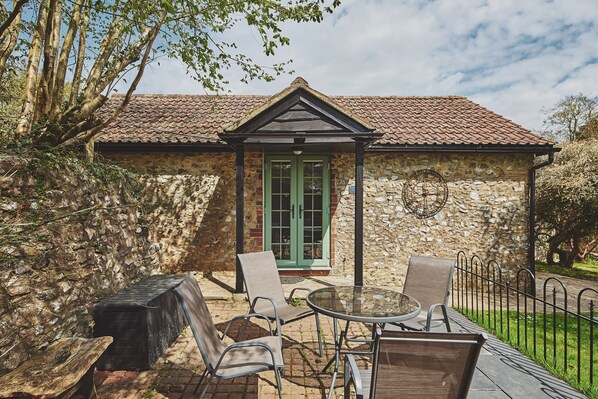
(303, 161, 324, 260)
(271, 161, 292, 260)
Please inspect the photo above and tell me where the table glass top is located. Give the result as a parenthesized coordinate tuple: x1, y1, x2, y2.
(306, 286, 420, 322)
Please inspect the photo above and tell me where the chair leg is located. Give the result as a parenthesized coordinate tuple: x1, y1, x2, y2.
(315, 312, 323, 356)
(274, 367, 283, 399)
(343, 320, 351, 342)
(198, 372, 215, 398)
(441, 305, 451, 332)
(343, 361, 351, 399)
(193, 368, 208, 395)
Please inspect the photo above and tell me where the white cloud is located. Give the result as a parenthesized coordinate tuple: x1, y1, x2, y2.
(131, 0, 598, 132)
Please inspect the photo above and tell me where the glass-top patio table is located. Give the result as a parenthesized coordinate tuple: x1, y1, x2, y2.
(306, 286, 421, 399)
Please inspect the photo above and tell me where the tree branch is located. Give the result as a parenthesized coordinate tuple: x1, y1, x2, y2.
(59, 17, 163, 147)
(0, 0, 28, 38)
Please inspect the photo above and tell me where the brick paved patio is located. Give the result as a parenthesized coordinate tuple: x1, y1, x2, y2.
(95, 298, 369, 399)
(94, 274, 588, 399)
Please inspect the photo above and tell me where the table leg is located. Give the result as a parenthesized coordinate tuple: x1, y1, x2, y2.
(327, 317, 340, 399)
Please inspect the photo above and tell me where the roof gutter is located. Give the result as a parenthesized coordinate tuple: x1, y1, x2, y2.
(528, 150, 557, 292)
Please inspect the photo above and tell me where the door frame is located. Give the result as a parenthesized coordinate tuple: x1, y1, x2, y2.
(263, 153, 331, 269)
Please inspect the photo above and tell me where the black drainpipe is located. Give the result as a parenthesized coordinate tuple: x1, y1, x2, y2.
(528, 151, 555, 293)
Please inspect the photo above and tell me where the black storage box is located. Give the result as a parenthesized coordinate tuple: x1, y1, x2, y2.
(93, 274, 189, 370)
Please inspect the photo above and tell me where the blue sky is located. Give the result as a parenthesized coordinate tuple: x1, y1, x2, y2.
(132, 0, 598, 132)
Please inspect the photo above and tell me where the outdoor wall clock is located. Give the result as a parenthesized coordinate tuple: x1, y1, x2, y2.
(402, 169, 449, 219)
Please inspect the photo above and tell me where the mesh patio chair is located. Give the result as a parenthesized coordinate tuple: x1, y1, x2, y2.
(386, 255, 456, 332)
(174, 275, 284, 399)
(344, 330, 487, 399)
(238, 250, 324, 355)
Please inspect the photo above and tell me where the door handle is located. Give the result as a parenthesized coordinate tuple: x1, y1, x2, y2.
(291, 204, 295, 218)
(299, 205, 303, 219)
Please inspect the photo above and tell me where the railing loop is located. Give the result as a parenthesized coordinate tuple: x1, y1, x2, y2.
(453, 252, 596, 395)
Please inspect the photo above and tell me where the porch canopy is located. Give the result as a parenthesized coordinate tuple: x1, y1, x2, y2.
(219, 77, 382, 292)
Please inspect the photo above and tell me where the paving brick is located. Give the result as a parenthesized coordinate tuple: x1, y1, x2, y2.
(95, 280, 586, 399)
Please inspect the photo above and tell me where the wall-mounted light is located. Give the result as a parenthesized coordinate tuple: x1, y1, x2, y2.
(292, 137, 305, 155)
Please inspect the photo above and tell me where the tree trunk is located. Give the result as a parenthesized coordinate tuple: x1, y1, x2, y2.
(579, 238, 597, 261)
(546, 240, 559, 265)
(565, 236, 581, 268)
(15, 0, 50, 136)
(35, 0, 61, 122)
(80, 12, 126, 103)
(50, 0, 84, 121)
(59, 17, 163, 147)
(0, 0, 23, 80)
(68, 0, 90, 107)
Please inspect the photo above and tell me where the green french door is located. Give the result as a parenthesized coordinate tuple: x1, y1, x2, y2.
(264, 155, 330, 269)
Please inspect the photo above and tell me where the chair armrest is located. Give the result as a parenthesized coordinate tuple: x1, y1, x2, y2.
(426, 303, 451, 332)
(250, 296, 282, 341)
(344, 354, 364, 399)
(221, 313, 274, 340)
(288, 287, 311, 301)
(213, 341, 279, 375)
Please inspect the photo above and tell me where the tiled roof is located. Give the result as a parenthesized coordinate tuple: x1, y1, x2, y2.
(98, 95, 267, 144)
(97, 93, 552, 147)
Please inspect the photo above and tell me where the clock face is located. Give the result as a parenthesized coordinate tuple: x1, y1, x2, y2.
(402, 169, 448, 219)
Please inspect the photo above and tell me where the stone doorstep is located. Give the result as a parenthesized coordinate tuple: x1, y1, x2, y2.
(194, 272, 353, 302)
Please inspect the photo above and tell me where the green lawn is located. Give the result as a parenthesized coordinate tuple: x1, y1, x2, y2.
(460, 309, 597, 398)
(536, 258, 598, 281)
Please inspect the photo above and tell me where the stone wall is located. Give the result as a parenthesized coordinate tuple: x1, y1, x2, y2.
(331, 152, 533, 286)
(102, 152, 240, 272)
(103, 150, 533, 287)
(0, 153, 159, 374)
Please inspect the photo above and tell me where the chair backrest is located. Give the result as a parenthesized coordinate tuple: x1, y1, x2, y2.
(174, 275, 226, 371)
(237, 251, 287, 312)
(370, 330, 486, 399)
(402, 255, 456, 313)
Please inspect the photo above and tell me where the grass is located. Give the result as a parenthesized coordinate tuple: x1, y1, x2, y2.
(535, 258, 598, 281)
(461, 308, 597, 398)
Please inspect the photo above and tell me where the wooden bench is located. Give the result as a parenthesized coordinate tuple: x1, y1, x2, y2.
(0, 337, 113, 399)
(93, 274, 189, 370)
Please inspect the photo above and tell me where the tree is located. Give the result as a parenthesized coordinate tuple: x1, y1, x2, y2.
(535, 140, 598, 268)
(578, 116, 598, 141)
(542, 93, 597, 142)
(0, 56, 24, 146)
(0, 0, 341, 148)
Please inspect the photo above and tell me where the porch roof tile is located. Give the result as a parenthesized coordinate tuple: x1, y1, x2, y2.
(97, 94, 552, 147)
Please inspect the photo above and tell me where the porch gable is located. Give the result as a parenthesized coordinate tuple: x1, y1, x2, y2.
(220, 77, 379, 142)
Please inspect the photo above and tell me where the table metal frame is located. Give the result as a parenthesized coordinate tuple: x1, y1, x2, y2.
(306, 286, 421, 399)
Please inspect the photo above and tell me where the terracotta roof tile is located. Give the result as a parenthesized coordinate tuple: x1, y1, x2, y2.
(97, 94, 552, 147)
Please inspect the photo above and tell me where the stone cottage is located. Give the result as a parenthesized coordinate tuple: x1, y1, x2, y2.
(96, 77, 555, 291)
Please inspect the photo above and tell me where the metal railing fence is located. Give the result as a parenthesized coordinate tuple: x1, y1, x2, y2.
(451, 251, 597, 396)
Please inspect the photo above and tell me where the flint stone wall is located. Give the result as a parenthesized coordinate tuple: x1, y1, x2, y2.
(0, 154, 159, 374)
(331, 152, 532, 286)
(105, 150, 531, 287)
(102, 152, 241, 272)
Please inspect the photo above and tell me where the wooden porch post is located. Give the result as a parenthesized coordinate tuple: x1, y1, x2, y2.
(355, 141, 364, 286)
(235, 144, 244, 293)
